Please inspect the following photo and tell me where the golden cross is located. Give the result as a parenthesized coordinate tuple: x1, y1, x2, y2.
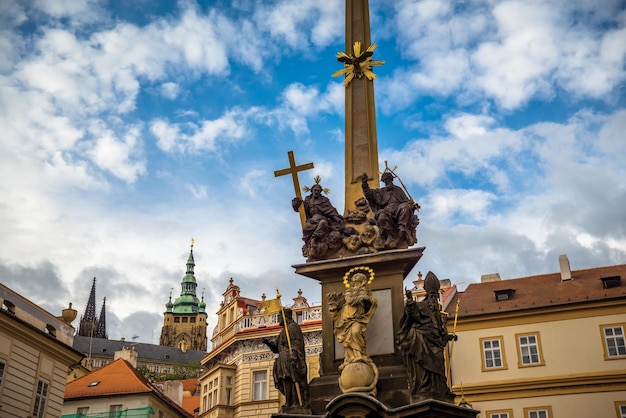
(274, 150, 314, 227)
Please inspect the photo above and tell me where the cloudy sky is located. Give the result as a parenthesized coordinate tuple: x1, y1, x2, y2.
(1, 0, 625, 344)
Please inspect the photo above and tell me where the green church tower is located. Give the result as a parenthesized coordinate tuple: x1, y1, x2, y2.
(159, 240, 208, 351)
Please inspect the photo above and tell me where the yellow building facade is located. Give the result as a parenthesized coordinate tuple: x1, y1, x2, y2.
(0, 283, 83, 417)
(198, 280, 322, 418)
(447, 257, 626, 418)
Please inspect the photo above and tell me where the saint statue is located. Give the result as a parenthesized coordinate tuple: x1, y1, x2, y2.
(262, 308, 309, 410)
(328, 268, 379, 395)
(293, 176, 345, 260)
(395, 272, 456, 401)
(361, 171, 419, 249)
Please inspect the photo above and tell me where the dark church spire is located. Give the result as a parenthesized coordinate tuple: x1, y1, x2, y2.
(77, 278, 98, 337)
(96, 296, 108, 339)
(77, 277, 108, 339)
(84, 277, 97, 321)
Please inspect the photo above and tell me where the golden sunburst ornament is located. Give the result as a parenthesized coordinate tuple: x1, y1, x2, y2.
(302, 175, 330, 194)
(332, 41, 385, 87)
(343, 266, 375, 288)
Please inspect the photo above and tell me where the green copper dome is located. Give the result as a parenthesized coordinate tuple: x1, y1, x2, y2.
(169, 246, 202, 314)
(165, 289, 174, 313)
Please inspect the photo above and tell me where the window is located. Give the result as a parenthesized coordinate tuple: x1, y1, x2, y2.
(174, 317, 180, 323)
(190, 317, 196, 323)
(488, 410, 512, 418)
(516, 332, 545, 367)
(0, 361, 5, 389)
(182, 317, 188, 323)
(45, 324, 56, 337)
(225, 374, 233, 405)
(154, 365, 160, 372)
(252, 370, 268, 401)
(208, 377, 219, 409)
(615, 401, 626, 418)
(2, 300, 15, 314)
(601, 275, 621, 289)
(32, 379, 49, 418)
(494, 289, 515, 301)
(524, 406, 552, 418)
(77, 407, 89, 415)
(602, 324, 626, 359)
(226, 387, 232, 405)
(202, 396, 207, 412)
(480, 336, 507, 371)
(110, 404, 123, 412)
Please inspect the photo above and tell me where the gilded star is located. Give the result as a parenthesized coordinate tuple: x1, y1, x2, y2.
(332, 41, 384, 87)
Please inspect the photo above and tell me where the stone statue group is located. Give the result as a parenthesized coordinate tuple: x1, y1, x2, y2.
(292, 171, 420, 261)
(265, 269, 456, 412)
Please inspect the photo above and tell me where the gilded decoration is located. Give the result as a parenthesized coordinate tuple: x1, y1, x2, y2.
(332, 41, 385, 87)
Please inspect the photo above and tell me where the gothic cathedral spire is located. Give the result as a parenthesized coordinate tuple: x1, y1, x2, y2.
(96, 296, 108, 339)
(77, 277, 108, 339)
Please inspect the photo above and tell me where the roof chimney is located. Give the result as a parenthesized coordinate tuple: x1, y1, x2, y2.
(114, 347, 138, 368)
(559, 254, 572, 281)
(161, 380, 183, 406)
(481, 273, 501, 283)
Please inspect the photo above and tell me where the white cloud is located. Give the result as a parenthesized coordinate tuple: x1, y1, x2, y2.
(160, 82, 180, 100)
(426, 188, 496, 225)
(472, 1, 560, 109)
(383, 112, 523, 188)
(272, 81, 344, 136)
(33, 0, 104, 24)
(254, 0, 342, 49)
(186, 183, 208, 199)
(150, 119, 180, 152)
(151, 109, 249, 153)
(239, 169, 268, 198)
(382, 0, 626, 111)
(87, 123, 146, 183)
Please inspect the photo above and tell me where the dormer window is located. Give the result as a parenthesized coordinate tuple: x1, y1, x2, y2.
(45, 325, 56, 337)
(601, 276, 621, 289)
(494, 289, 516, 301)
(1, 300, 15, 315)
(88, 381, 100, 387)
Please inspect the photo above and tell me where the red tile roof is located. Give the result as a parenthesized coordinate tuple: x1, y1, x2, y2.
(180, 378, 199, 394)
(182, 395, 200, 417)
(446, 263, 626, 318)
(65, 358, 151, 398)
(65, 358, 194, 417)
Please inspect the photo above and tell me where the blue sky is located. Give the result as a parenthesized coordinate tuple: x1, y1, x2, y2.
(1, 0, 625, 344)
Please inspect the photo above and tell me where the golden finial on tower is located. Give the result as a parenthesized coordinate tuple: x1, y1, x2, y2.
(190, 237, 195, 249)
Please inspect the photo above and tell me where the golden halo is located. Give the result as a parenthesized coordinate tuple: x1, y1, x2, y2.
(343, 266, 375, 288)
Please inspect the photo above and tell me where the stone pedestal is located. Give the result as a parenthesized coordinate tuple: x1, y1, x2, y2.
(293, 247, 425, 414)
(326, 393, 479, 418)
(272, 394, 478, 418)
